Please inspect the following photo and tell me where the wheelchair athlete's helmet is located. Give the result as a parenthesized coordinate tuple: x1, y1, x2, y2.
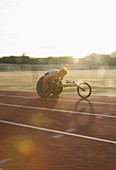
(60, 67, 67, 75)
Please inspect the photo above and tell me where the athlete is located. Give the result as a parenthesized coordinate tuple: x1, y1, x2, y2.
(43, 67, 67, 89)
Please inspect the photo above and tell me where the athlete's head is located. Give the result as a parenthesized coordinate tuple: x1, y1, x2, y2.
(59, 67, 67, 75)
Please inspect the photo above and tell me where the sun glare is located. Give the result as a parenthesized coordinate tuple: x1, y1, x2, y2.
(0, 0, 116, 58)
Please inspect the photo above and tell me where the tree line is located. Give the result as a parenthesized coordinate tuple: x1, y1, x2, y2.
(0, 55, 74, 64)
(0, 51, 116, 67)
(78, 51, 116, 67)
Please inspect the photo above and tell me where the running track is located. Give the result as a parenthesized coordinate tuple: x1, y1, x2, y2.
(0, 90, 116, 170)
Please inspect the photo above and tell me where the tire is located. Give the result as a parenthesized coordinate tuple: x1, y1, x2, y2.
(52, 80, 63, 95)
(52, 86, 63, 95)
(36, 76, 53, 98)
(77, 82, 92, 98)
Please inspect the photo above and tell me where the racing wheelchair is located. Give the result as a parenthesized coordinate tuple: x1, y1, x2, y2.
(36, 76, 92, 99)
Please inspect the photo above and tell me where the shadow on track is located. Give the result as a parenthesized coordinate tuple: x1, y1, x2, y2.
(26, 94, 59, 109)
(68, 99, 95, 133)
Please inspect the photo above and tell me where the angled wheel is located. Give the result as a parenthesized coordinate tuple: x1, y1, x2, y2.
(52, 79, 63, 95)
(52, 86, 63, 95)
(77, 82, 92, 98)
(36, 76, 53, 98)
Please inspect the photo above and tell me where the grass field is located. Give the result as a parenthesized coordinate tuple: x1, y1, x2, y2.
(0, 69, 116, 94)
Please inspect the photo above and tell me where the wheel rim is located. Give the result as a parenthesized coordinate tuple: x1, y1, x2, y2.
(77, 82, 91, 98)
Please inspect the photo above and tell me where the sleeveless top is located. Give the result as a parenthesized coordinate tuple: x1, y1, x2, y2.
(44, 69, 59, 76)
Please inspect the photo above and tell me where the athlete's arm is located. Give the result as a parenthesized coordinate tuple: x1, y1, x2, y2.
(43, 70, 59, 87)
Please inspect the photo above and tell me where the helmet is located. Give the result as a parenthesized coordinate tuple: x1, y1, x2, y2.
(60, 67, 67, 75)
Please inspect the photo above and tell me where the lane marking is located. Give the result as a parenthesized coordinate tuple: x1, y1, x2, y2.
(96, 113, 111, 119)
(0, 89, 35, 92)
(0, 94, 116, 106)
(0, 89, 116, 97)
(53, 134, 63, 138)
(53, 129, 76, 138)
(0, 120, 116, 145)
(0, 158, 12, 165)
(0, 102, 116, 118)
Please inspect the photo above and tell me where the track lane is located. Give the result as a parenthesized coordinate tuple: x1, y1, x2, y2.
(0, 122, 116, 170)
(0, 93, 115, 117)
(0, 90, 116, 170)
(0, 94, 116, 106)
(0, 119, 116, 144)
(0, 98, 116, 141)
(0, 89, 116, 103)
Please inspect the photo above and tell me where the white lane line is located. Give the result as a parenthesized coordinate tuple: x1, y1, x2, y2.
(0, 120, 116, 145)
(96, 113, 112, 119)
(0, 94, 36, 99)
(53, 134, 63, 138)
(0, 89, 116, 97)
(0, 102, 116, 118)
(0, 89, 35, 92)
(53, 129, 76, 138)
(0, 94, 116, 106)
(0, 158, 12, 165)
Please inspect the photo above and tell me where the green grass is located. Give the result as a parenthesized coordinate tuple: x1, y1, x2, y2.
(0, 69, 116, 94)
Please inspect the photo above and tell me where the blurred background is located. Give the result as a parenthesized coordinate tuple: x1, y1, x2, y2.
(0, 0, 116, 95)
(0, 53, 116, 94)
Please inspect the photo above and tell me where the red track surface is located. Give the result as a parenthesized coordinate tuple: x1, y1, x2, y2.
(0, 90, 116, 170)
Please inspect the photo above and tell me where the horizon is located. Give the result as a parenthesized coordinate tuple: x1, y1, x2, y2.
(0, 51, 115, 59)
(0, 0, 116, 58)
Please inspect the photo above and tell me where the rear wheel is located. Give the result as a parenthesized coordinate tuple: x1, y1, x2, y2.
(52, 79, 63, 95)
(36, 76, 53, 98)
(77, 82, 92, 98)
(52, 86, 63, 95)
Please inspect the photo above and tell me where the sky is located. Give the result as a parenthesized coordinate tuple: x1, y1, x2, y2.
(0, 0, 116, 58)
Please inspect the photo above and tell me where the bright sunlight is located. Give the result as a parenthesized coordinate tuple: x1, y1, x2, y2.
(0, 0, 116, 58)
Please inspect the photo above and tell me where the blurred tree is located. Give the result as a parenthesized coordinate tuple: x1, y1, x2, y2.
(78, 52, 116, 67)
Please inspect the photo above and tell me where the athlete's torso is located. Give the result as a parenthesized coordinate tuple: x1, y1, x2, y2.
(45, 69, 59, 76)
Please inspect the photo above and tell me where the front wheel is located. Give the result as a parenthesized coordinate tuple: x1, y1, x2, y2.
(77, 82, 92, 98)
